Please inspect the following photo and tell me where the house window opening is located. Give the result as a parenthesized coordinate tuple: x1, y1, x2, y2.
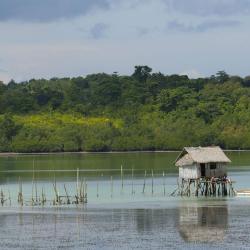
(210, 163, 216, 170)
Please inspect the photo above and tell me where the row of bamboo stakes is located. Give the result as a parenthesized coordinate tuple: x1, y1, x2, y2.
(15, 168, 88, 206)
(0, 165, 169, 207)
(112, 167, 166, 197)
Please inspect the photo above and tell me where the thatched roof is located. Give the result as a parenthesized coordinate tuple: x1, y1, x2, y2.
(175, 146, 231, 167)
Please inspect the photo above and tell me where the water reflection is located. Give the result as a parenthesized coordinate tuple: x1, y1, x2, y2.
(2, 203, 249, 249)
(178, 204, 228, 243)
(0, 152, 178, 182)
(134, 209, 176, 233)
(0, 208, 179, 249)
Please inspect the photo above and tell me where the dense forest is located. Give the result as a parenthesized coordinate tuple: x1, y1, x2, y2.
(1, 66, 250, 152)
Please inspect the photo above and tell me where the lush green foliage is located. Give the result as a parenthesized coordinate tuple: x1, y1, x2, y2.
(1, 67, 250, 152)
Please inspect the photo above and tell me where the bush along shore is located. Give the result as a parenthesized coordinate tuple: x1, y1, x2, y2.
(1, 66, 250, 153)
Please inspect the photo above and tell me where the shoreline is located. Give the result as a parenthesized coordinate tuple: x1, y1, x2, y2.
(0, 150, 180, 156)
(0, 149, 249, 156)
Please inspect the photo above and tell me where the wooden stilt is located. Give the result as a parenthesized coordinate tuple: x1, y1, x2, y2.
(173, 177, 235, 198)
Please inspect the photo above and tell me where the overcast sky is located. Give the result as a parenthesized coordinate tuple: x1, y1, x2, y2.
(0, 0, 250, 83)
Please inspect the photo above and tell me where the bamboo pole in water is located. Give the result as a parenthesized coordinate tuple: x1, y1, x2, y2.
(98, 173, 103, 198)
(79, 178, 82, 202)
(76, 168, 79, 198)
(84, 178, 87, 202)
(35, 180, 38, 203)
(163, 171, 166, 196)
(0, 189, 4, 206)
(79, 178, 85, 203)
(142, 170, 146, 194)
(41, 187, 46, 205)
(131, 168, 134, 195)
(151, 170, 154, 195)
(8, 189, 11, 206)
(111, 176, 113, 197)
(121, 165, 124, 193)
(53, 176, 60, 205)
(97, 176, 99, 198)
(32, 160, 35, 205)
(64, 184, 70, 204)
(18, 176, 23, 206)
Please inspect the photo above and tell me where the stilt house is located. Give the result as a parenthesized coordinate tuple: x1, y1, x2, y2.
(175, 146, 231, 179)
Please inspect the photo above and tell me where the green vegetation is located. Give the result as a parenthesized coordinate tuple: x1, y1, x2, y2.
(1, 66, 250, 152)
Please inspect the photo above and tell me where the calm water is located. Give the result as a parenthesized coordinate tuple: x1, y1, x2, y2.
(0, 151, 249, 181)
(1, 197, 250, 249)
(0, 152, 250, 249)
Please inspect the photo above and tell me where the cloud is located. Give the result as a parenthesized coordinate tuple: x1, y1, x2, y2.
(0, 69, 11, 84)
(168, 20, 240, 32)
(89, 23, 108, 39)
(0, 0, 111, 22)
(163, 0, 250, 16)
(180, 69, 203, 79)
(1, 0, 250, 23)
(136, 27, 151, 37)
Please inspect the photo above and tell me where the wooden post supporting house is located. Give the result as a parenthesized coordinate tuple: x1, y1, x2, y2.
(174, 146, 235, 197)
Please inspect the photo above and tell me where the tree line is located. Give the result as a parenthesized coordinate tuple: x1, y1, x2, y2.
(1, 66, 250, 152)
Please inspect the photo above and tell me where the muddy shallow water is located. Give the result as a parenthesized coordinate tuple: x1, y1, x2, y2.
(0, 174, 249, 249)
(1, 152, 250, 249)
(0, 197, 250, 250)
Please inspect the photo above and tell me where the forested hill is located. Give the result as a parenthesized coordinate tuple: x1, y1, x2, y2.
(1, 66, 250, 152)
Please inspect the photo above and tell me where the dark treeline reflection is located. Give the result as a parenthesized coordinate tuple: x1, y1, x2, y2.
(0, 151, 249, 183)
(0, 153, 178, 183)
(178, 205, 228, 243)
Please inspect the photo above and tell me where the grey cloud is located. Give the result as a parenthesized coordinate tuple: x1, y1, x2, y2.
(0, 0, 111, 22)
(136, 27, 151, 37)
(168, 20, 240, 32)
(89, 23, 108, 39)
(163, 0, 250, 16)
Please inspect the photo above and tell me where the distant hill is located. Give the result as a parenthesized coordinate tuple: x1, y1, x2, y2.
(0, 66, 250, 152)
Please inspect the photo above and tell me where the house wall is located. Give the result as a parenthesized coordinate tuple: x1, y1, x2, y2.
(204, 163, 227, 178)
(179, 164, 199, 179)
(179, 163, 227, 179)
